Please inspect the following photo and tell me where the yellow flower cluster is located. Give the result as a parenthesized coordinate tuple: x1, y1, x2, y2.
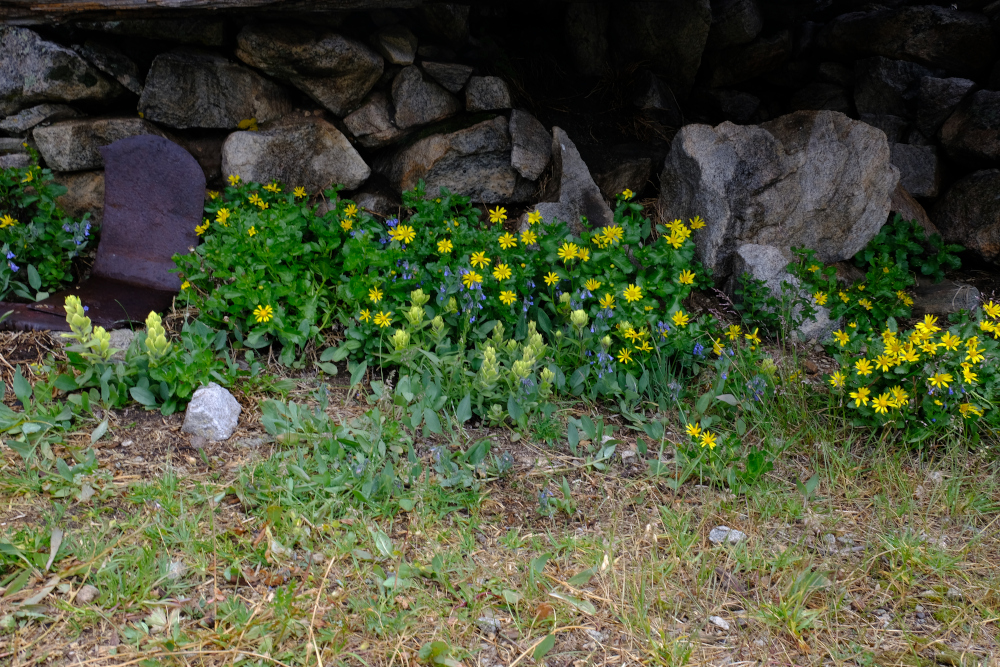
(1, 214, 18, 228)
(592, 224, 624, 249)
(685, 422, 717, 449)
(830, 313, 991, 419)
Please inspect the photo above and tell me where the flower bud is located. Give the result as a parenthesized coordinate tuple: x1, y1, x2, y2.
(540, 367, 555, 384)
(144, 311, 171, 359)
(391, 328, 410, 350)
(410, 288, 430, 307)
(63, 295, 92, 339)
(431, 315, 444, 333)
(570, 309, 588, 329)
(601, 335, 612, 349)
(446, 297, 458, 314)
(559, 292, 571, 305)
(93, 326, 112, 360)
(406, 305, 424, 326)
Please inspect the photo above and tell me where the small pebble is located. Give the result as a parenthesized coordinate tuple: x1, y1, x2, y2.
(709, 526, 747, 545)
(76, 584, 100, 604)
(709, 615, 730, 631)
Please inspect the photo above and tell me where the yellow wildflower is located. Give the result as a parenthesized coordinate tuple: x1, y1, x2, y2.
(671, 309, 690, 328)
(689, 216, 705, 230)
(616, 348, 632, 364)
(294, 186, 307, 198)
(195, 220, 210, 236)
(621, 188, 634, 199)
(263, 182, 281, 193)
(520, 229, 538, 245)
(489, 207, 507, 223)
(471, 251, 491, 268)
(832, 330, 850, 347)
(500, 290, 517, 306)
(0, 214, 17, 228)
(599, 293, 615, 309)
(369, 286, 383, 303)
(927, 372, 952, 388)
(390, 224, 416, 244)
(248, 226, 257, 237)
(215, 208, 230, 224)
(813, 291, 828, 306)
(498, 232, 517, 249)
(462, 271, 482, 288)
(685, 422, 702, 438)
(577, 247, 590, 262)
(983, 300, 1000, 319)
(557, 242, 579, 263)
(855, 358, 873, 376)
(829, 371, 845, 388)
(527, 210, 542, 225)
(699, 431, 717, 450)
(492, 263, 512, 281)
(850, 387, 870, 407)
(180, 280, 191, 290)
(359, 308, 371, 323)
(725, 324, 742, 341)
(678, 269, 695, 285)
(253, 304, 274, 323)
(340, 218, 353, 231)
(623, 284, 643, 303)
(959, 403, 983, 418)
(374, 311, 392, 328)
(585, 279, 602, 291)
(872, 392, 892, 415)
(228, 174, 241, 186)
(437, 238, 453, 254)
(544, 272, 560, 286)
(745, 327, 761, 346)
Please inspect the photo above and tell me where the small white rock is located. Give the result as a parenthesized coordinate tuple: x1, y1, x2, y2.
(709, 615, 730, 631)
(182, 382, 241, 441)
(709, 526, 747, 545)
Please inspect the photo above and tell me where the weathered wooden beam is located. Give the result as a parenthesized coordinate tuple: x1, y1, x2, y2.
(0, 0, 425, 24)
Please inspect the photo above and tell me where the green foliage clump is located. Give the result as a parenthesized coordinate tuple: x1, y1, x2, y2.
(0, 149, 95, 301)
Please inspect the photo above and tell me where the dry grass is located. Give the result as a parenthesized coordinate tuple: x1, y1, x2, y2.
(0, 338, 998, 667)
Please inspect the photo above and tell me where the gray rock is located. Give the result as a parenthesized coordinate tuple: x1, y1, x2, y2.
(916, 76, 977, 138)
(181, 382, 241, 442)
(789, 82, 852, 114)
(466, 76, 512, 112)
(709, 526, 747, 545)
(421, 61, 473, 93)
(890, 183, 937, 237)
(854, 57, 933, 118)
(0, 138, 24, 155)
(528, 127, 614, 234)
(610, 0, 713, 94)
(476, 613, 502, 636)
(939, 90, 1000, 165)
(75, 584, 100, 605)
(703, 30, 793, 88)
(77, 19, 225, 47)
(708, 615, 731, 631)
(706, 0, 762, 52)
(377, 116, 523, 203)
(890, 143, 940, 198)
(817, 62, 854, 88)
(731, 244, 839, 341)
(351, 176, 403, 218)
(53, 170, 104, 225)
(33, 117, 168, 172)
(138, 49, 291, 130)
(372, 24, 418, 65)
(175, 133, 227, 183)
(565, 3, 610, 76)
(632, 71, 684, 127)
(73, 41, 143, 96)
(391, 65, 461, 130)
(0, 26, 122, 116)
(0, 153, 30, 169)
(582, 143, 656, 200)
(236, 24, 383, 117)
(0, 103, 78, 137)
(417, 4, 470, 47)
(108, 329, 135, 362)
(659, 110, 899, 278)
(817, 6, 997, 79)
(933, 169, 1000, 263)
(509, 110, 552, 181)
(343, 91, 407, 149)
(222, 116, 371, 194)
(860, 114, 909, 144)
(911, 280, 980, 316)
(702, 89, 761, 124)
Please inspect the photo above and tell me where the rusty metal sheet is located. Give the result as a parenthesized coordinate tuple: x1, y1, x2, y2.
(90, 134, 204, 290)
(0, 134, 203, 332)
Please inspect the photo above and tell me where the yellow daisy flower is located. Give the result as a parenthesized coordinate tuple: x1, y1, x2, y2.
(462, 271, 482, 288)
(699, 431, 717, 450)
(872, 392, 892, 415)
(359, 308, 371, 323)
(685, 422, 702, 438)
(557, 242, 579, 263)
(498, 232, 517, 249)
(248, 226, 257, 237)
(527, 210, 542, 225)
(520, 229, 538, 245)
(500, 290, 517, 306)
(623, 284, 643, 302)
(471, 251, 491, 268)
(390, 224, 416, 244)
(374, 311, 392, 328)
(849, 387, 870, 407)
(344, 203, 358, 217)
(854, 358, 873, 376)
(927, 372, 952, 388)
(599, 293, 615, 309)
(671, 310, 690, 327)
(585, 279, 602, 291)
(725, 324, 742, 341)
(253, 304, 274, 323)
(293, 186, 307, 198)
(677, 270, 695, 285)
(369, 286, 383, 303)
(340, 218, 353, 231)
(544, 272, 560, 286)
(829, 371, 845, 388)
(437, 238, 453, 254)
(228, 174, 241, 186)
(489, 207, 507, 223)
(493, 263, 512, 281)
(616, 348, 632, 364)
(689, 216, 705, 230)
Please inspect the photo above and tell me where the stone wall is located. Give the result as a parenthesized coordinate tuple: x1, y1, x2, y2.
(1, 1, 999, 265)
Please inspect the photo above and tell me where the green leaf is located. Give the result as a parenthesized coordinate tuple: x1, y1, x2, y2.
(530, 553, 550, 573)
(373, 530, 393, 558)
(90, 419, 108, 444)
(27, 265, 41, 291)
(129, 386, 158, 406)
(533, 634, 555, 660)
(456, 394, 472, 423)
(567, 421, 579, 453)
(549, 590, 596, 615)
(567, 566, 597, 588)
(716, 393, 739, 407)
(423, 408, 442, 435)
(507, 396, 524, 423)
(502, 589, 522, 605)
(696, 390, 712, 415)
(349, 359, 368, 388)
(398, 499, 415, 512)
(12, 369, 31, 406)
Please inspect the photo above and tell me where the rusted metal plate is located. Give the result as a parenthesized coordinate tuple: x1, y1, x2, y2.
(0, 134, 202, 332)
(91, 134, 203, 290)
